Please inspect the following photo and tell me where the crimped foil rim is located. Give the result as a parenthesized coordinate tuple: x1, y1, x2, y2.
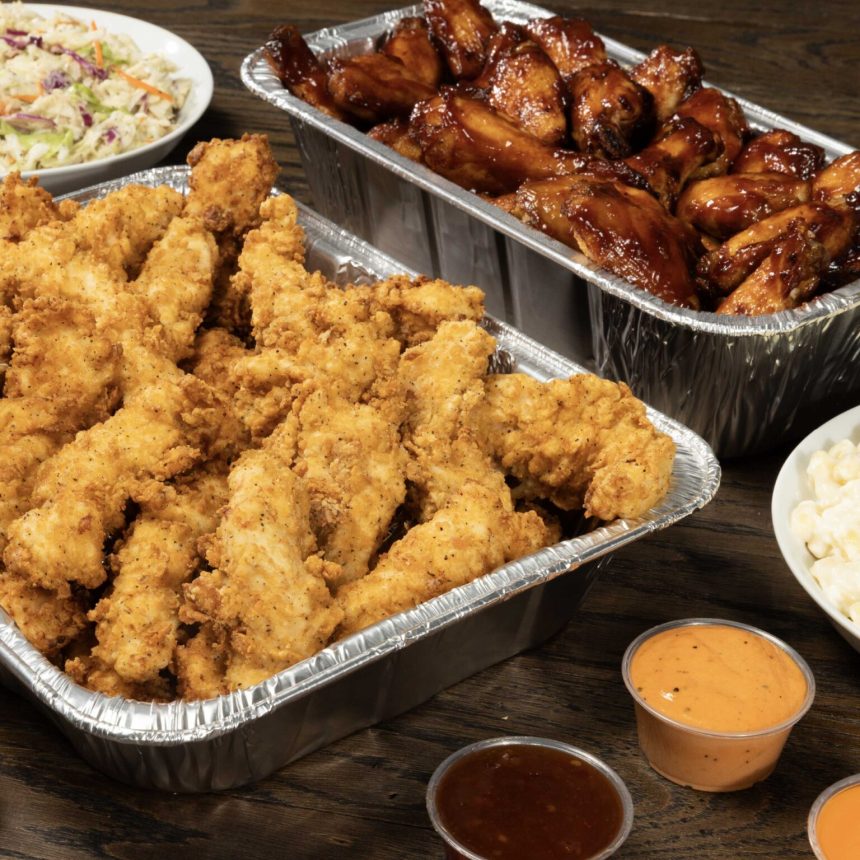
(239, 0, 860, 337)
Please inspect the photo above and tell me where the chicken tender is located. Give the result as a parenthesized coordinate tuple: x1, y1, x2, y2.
(178, 419, 342, 698)
(0, 172, 77, 242)
(475, 373, 676, 520)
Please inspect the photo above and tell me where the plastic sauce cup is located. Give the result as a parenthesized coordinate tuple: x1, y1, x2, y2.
(426, 736, 634, 860)
(621, 618, 815, 792)
(808, 774, 860, 860)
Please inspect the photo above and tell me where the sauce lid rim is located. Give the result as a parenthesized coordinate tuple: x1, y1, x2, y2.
(426, 735, 634, 860)
(621, 617, 816, 739)
(807, 772, 860, 860)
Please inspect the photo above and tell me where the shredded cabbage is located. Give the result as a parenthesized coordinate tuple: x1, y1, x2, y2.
(0, 2, 191, 171)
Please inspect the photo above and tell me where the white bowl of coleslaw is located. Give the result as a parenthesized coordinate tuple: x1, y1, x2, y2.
(772, 405, 860, 653)
(1, 3, 212, 194)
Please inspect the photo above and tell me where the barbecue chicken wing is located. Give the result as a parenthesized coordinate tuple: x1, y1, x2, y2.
(264, 24, 345, 120)
(368, 118, 424, 161)
(676, 172, 811, 239)
(328, 54, 437, 123)
(569, 60, 654, 159)
(629, 45, 703, 123)
(424, 0, 498, 80)
(716, 223, 825, 315)
(624, 117, 722, 208)
(381, 16, 443, 88)
(731, 129, 825, 179)
(673, 87, 749, 177)
(697, 202, 855, 296)
(524, 16, 605, 83)
(812, 152, 860, 212)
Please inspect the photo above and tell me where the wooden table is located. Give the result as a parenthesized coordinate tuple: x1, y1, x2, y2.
(3, 1, 859, 857)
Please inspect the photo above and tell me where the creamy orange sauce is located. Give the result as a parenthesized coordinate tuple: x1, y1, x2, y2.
(629, 624, 808, 732)
(816, 784, 860, 860)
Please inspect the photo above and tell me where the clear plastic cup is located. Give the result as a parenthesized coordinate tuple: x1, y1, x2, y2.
(808, 774, 860, 859)
(426, 736, 633, 860)
(621, 618, 815, 792)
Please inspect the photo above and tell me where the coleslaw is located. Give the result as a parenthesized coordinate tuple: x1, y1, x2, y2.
(0, 2, 191, 171)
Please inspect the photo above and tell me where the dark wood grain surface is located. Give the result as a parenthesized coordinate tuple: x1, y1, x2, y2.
(3, 1, 860, 857)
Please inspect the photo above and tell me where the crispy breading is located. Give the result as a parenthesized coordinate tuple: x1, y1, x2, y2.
(0, 172, 77, 243)
(79, 466, 228, 692)
(293, 385, 408, 588)
(178, 419, 342, 698)
(475, 373, 676, 519)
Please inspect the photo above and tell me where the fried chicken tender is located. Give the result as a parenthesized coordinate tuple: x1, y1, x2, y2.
(293, 386, 407, 589)
(0, 303, 12, 382)
(0, 571, 87, 656)
(65, 654, 172, 702)
(72, 465, 229, 694)
(337, 481, 553, 637)
(0, 172, 77, 242)
(475, 373, 676, 520)
(3, 374, 239, 596)
(178, 419, 343, 698)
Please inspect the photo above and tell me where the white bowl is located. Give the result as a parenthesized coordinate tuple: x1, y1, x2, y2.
(6, 4, 213, 195)
(772, 404, 860, 652)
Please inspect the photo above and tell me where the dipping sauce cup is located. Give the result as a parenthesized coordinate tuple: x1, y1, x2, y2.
(808, 774, 860, 860)
(622, 618, 815, 792)
(426, 736, 633, 860)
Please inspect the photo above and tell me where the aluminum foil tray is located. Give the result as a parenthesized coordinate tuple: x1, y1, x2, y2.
(0, 166, 720, 792)
(241, 0, 860, 458)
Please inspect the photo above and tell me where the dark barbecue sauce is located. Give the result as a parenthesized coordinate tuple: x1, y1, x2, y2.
(435, 744, 624, 860)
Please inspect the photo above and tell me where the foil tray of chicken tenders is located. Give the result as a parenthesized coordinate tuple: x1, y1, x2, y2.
(241, 0, 860, 457)
(0, 146, 718, 791)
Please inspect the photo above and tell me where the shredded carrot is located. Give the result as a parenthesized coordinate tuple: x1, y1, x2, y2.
(15, 94, 40, 104)
(91, 20, 103, 68)
(111, 66, 173, 102)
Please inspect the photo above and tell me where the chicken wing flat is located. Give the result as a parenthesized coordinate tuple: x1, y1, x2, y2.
(71, 465, 228, 694)
(328, 54, 438, 124)
(677, 172, 811, 240)
(409, 91, 618, 195)
(367, 118, 425, 162)
(3, 374, 238, 595)
(716, 223, 825, 315)
(481, 38, 567, 145)
(381, 17, 444, 89)
(673, 87, 749, 177)
(731, 129, 825, 179)
(624, 117, 722, 209)
(475, 373, 676, 519)
(336, 481, 553, 638)
(293, 386, 407, 589)
(524, 16, 605, 83)
(424, 0, 498, 80)
(629, 45, 703, 123)
(697, 202, 854, 296)
(569, 61, 654, 159)
(557, 177, 701, 307)
(264, 25, 345, 120)
(178, 419, 342, 698)
(812, 152, 860, 213)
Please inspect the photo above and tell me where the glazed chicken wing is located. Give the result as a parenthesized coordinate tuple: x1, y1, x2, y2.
(624, 117, 722, 209)
(424, 0, 498, 80)
(479, 36, 567, 145)
(673, 87, 749, 177)
(409, 91, 622, 195)
(716, 223, 824, 315)
(381, 16, 444, 88)
(367, 118, 424, 162)
(697, 202, 854, 296)
(812, 152, 860, 212)
(264, 24, 345, 120)
(629, 45, 703, 123)
(569, 60, 654, 159)
(731, 129, 825, 179)
(676, 172, 811, 239)
(328, 54, 438, 123)
(524, 16, 605, 83)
